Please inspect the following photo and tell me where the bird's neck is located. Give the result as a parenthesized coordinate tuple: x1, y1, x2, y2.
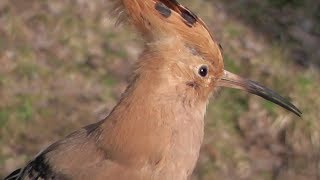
(99, 69, 206, 178)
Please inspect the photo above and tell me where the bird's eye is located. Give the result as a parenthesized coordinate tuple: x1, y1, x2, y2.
(198, 65, 208, 77)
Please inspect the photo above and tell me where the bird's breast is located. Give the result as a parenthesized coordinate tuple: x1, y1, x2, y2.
(152, 107, 205, 180)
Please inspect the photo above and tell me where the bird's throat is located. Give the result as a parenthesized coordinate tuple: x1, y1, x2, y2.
(99, 74, 206, 178)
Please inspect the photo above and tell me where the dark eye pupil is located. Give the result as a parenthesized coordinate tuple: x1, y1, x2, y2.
(198, 66, 208, 77)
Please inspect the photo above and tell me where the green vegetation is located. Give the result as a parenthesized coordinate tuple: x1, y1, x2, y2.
(15, 96, 34, 122)
(0, 110, 9, 128)
(269, 0, 304, 7)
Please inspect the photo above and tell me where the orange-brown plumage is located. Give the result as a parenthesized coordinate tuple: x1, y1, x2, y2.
(112, 0, 224, 80)
(5, 0, 301, 180)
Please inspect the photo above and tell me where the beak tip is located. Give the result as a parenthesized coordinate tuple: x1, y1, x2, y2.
(295, 110, 303, 118)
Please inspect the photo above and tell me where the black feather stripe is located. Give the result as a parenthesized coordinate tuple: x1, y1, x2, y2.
(26, 155, 54, 179)
(4, 168, 22, 180)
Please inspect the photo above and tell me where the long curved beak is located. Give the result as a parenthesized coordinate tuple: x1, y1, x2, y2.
(217, 70, 302, 117)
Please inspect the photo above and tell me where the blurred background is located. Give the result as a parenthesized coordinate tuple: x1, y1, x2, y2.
(0, 0, 319, 179)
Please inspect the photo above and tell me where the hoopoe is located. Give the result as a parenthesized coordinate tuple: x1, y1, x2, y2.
(5, 0, 301, 179)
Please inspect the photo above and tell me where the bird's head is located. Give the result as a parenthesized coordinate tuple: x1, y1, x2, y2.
(111, 0, 301, 116)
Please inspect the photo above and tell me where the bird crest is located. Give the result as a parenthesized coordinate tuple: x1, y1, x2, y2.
(111, 0, 224, 81)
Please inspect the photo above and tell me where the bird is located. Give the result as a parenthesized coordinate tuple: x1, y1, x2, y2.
(5, 0, 301, 179)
